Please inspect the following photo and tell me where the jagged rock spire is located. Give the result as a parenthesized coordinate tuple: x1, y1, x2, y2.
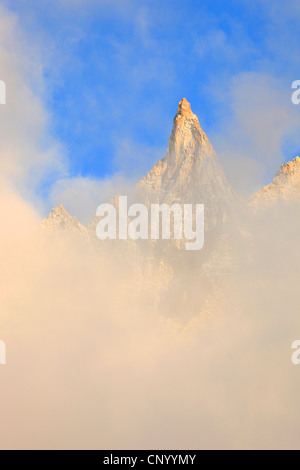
(165, 98, 214, 167)
(136, 98, 240, 231)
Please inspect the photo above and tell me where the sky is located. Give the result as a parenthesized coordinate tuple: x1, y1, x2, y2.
(1, 0, 300, 221)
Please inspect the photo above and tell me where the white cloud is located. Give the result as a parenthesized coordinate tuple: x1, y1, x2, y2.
(211, 73, 300, 195)
(112, 137, 166, 178)
(49, 174, 136, 225)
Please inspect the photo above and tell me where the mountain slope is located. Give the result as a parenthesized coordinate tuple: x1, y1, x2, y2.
(251, 156, 300, 206)
(136, 98, 241, 232)
(40, 204, 88, 236)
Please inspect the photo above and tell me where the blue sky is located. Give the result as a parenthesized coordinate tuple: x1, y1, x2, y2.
(1, 0, 300, 220)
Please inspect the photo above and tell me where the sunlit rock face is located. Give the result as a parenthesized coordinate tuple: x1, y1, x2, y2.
(40, 204, 88, 237)
(136, 98, 241, 233)
(41, 101, 300, 240)
(251, 157, 300, 206)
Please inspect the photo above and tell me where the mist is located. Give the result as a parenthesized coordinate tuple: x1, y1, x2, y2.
(0, 188, 299, 450)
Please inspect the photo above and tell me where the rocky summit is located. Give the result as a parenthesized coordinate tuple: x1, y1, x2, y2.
(251, 156, 300, 205)
(41, 99, 300, 242)
(40, 204, 87, 236)
(135, 98, 240, 232)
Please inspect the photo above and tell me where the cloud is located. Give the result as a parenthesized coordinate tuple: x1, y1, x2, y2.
(49, 174, 136, 225)
(0, 181, 40, 252)
(47, 135, 167, 225)
(1, 1, 300, 451)
(112, 137, 166, 178)
(211, 73, 300, 195)
(0, 3, 67, 203)
(1, 197, 300, 449)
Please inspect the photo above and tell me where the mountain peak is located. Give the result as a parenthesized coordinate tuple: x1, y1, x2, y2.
(51, 204, 69, 216)
(40, 204, 88, 236)
(135, 98, 240, 232)
(176, 98, 194, 118)
(276, 156, 300, 180)
(251, 156, 300, 205)
(165, 97, 213, 170)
